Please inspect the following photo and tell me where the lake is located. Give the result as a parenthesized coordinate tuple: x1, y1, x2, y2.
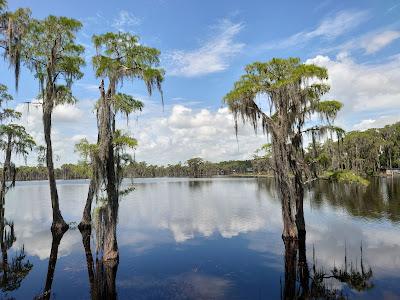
(1, 177, 400, 299)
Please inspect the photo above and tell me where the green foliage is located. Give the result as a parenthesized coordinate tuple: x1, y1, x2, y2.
(224, 57, 341, 142)
(21, 15, 85, 101)
(113, 130, 137, 151)
(255, 143, 272, 158)
(316, 100, 343, 123)
(0, 124, 36, 157)
(113, 93, 143, 123)
(35, 145, 46, 166)
(0, 84, 13, 105)
(325, 171, 369, 186)
(0, 0, 7, 11)
(74, 138, 98, 164)
(0, 6, 31, 89)
(92, 32, 164, 100)
(0, 84, 35, 163)
(0, 108, 22, 121)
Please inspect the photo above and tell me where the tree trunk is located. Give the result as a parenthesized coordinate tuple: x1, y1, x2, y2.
(103, 141, 119, 261)
(78, 177, 96, 230)
(272, 132, 298, 239)
(289, 144, 306, 235)
(0, 134, 12, 205)
(97, 79, 119, 262)
(311, 131, 318, 178)
(283, 238, 297, 300)
(43, 102, 67, 230)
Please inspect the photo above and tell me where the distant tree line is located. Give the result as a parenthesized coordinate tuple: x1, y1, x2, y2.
(6, 121, 400, 181)
(10, 158, 261, 181)
(124, 158, 257, 178)
(306, 121, 400, 176)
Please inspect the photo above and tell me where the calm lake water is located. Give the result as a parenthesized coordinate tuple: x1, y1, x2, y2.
(2, 177, 400, 299)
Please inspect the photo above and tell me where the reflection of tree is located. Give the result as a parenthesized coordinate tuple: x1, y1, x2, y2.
(256, 178, 278, 201)
(331, 245, 373, 292)
(310, 178, 400, 223)
(187, 179, 212, 190)
(282, 233, 373, 299)
(257, 177, 400, 223)
(80, 228, 118, 300)
(0, 204, 32, 294)
(35, 227, 67, 300)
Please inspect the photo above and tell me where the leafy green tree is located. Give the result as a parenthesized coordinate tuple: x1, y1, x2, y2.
(0, 123, 35, 200)
(0, 84, 33, 292)
(20, 15, 85, 230)
(252, 144, 273, 174)
(0, 84, 35, 203)
(224, 57, 342, 239)
(81, 32, 163, 261)
(0, 1, 31, 89)
(186, 157, 204, 178)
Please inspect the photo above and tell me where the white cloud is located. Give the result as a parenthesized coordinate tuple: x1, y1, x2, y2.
(165, 19, 244, 77)
(131, 104, 266, 165)
(263, 10, 368, 49)
(76, 82, 99, 92)
(306, 54, 400, 127)
(53, 104, 84, 123)
(111, 10, 141, 32)
(353, 115, 400, 131)
(13, 100, 96, 166)
(361, 30, 400, 54)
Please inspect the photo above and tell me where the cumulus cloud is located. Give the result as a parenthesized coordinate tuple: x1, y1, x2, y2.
(263, 10, 368, 49)
(13, 100, 96, 166)
(53, 104, 84, 123)
(306, 54, 400, 127)
(165, 19, 244, 77)
(131, 104, 266, 164)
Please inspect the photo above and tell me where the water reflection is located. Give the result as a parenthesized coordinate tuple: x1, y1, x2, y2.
(282, 233, 374, 299)
(36, 227, 67, 299)
(0, 203, 32, 295)
(0, 178, 399, 299)
(309, 178, 400, 223)
(80, 228, 118, 300)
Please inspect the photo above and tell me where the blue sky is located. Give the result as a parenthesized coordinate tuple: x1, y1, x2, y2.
(2, 0, 400, 165)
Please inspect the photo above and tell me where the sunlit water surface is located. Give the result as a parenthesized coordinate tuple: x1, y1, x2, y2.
(2, 177, 400, 299)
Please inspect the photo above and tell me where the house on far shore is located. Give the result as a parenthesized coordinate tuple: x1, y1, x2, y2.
(246, 167, 254, 173)
(381, 167, 400, 176)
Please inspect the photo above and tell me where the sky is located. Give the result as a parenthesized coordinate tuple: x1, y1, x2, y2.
(2, 0, 400, 166)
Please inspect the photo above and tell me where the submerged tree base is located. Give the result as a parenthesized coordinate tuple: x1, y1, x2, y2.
(103, 250, 119, 262)
(78, 221, 91, 231)
(282, 231, 306, 242)
(51, 221, 69, 235)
